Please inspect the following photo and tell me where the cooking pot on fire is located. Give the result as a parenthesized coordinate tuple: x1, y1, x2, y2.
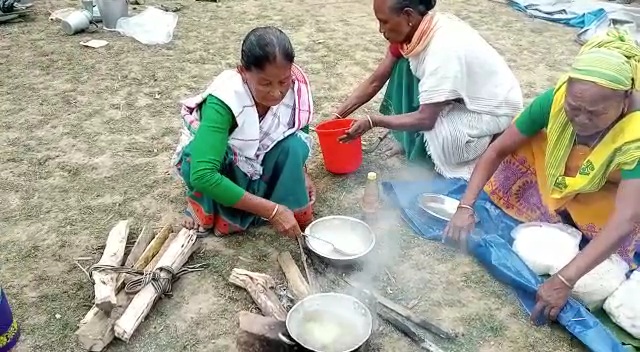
(278, 293, 373, 352)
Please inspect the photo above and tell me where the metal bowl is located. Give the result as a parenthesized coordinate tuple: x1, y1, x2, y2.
(417, 193, 479, 223)
(304, 216, 375, 264)
(281, 293, 373, 352)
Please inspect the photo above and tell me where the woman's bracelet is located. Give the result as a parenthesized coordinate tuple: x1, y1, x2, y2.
(457, 204, 474, 213)
(556, 273, 574, 289)
(366, 115, 375, 129)
(332, 112, 343, 119)
(267, 204, 279, 221)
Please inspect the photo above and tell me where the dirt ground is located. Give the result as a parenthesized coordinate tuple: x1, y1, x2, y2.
(0, 0, 588, 351)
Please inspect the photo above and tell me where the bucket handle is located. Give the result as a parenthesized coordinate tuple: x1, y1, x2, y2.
(277, 332, 296, 345)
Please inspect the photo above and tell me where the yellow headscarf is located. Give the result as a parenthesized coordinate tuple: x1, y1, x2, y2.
(568, 29, 640, 90)
(545, 29, 640, 198)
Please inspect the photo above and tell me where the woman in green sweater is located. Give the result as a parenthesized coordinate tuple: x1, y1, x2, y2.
(171, 27, 315, 238)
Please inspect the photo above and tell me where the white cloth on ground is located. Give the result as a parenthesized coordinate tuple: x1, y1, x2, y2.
(410, 13, 523, 180)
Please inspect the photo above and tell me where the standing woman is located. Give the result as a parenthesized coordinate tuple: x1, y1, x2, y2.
(335, 0, 523, 180)
(0, 288, 19, 352)
(445, 29, 640, 323)
(171, 26, 315, 238)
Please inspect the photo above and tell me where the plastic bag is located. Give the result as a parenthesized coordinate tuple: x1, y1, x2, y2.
(116, 7, 178, 45)
(603, 270, 640, 338)
(511, 222, 582, 275)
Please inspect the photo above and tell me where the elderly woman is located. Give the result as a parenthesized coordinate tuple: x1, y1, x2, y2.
(445, 29, 640, 323)
(171, 26, 315, 238)
(336, 0, 523, 179)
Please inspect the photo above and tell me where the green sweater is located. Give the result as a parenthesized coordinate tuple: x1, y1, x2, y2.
(514, 88, 640, 179)
(188, 95, 310, 206)
(189, 96, 246, 206)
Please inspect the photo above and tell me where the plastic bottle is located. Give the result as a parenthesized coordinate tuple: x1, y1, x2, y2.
(362, 172, 380, 222)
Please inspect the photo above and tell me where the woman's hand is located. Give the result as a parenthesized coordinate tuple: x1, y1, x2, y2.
(530, 274, 572, 324)
(443, 207, 476, 250)
(269, 204, 302, 239)
(338, 117, 374, 143)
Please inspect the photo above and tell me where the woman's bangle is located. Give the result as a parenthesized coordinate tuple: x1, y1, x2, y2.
(366, 115, 375, 129)
(267, 204, 279, 221)
(332, 112, 343, 119)
(457, 204, 474, 213)
(556, 273, 574, 289)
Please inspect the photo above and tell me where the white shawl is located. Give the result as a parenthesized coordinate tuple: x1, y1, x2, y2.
(409, 13, 523, 179)
(172, 64, 313, 180)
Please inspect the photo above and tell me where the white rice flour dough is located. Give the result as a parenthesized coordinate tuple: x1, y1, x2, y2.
(552, 254, 629, 310)
(512, 223, 581, 276)
(604, 270, 640, 339)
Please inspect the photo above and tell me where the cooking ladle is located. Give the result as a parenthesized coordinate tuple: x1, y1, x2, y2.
(301, 233, 360, 256)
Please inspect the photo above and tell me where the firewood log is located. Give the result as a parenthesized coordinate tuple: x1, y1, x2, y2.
(113, 229, 198, 342)
(277, 251, 310, 300)
(236, 311, 292, 352)
(93, 220, 130, 313)
(229, 268, 287, 321)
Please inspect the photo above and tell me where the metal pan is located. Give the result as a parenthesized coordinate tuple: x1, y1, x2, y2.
(418, 193, 479, 223)
(279, 293, 373, 352)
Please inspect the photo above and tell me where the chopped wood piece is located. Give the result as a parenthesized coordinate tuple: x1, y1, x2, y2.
(113, 229, 199, 342)
(143, 232, 177, 272)
(297, 235, 319, 293)
(277, 251, 310, 300)
(229, 269, 287, 321)
(134, 224, 172, 269)
(124, 225, 154, 267)
(75, 309, 112, 351)
(93, 220, 130, 313)
(75, 290, 130, 351)
(236, 311, 291, 352)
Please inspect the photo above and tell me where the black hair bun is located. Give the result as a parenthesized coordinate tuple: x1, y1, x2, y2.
(421, 0, 436, 10)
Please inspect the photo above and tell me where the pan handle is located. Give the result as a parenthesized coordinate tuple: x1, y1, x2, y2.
(278, 332, 296, 345)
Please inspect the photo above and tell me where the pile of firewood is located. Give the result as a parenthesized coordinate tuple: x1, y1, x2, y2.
(231, 236, 454, 352)
(75, 220, 201, 351)
(234, 238, 315, 351)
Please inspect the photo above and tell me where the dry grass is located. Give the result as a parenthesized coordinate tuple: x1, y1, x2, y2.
(0, 0, 587, 351)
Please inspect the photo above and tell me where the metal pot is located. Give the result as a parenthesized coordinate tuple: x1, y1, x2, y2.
(304, 216, 376, 267)
(279, 293, 373, 352)
(60, 9, 92, 35)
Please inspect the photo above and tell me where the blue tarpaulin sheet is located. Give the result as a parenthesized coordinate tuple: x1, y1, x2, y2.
(506, 0, 640, 44)
(382, 177, 638, 352)
(508, 0, 606, 29)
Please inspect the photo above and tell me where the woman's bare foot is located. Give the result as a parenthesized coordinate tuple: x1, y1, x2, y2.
(382, 141, 404, 158)
(182, 215, 211, 233)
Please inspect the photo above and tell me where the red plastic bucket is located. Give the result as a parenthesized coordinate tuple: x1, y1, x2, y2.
(315, 119, 362, 174)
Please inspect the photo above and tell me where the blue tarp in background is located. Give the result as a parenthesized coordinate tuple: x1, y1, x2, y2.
(506, 0, 640, 44)
(382, 177, 638, 352)
(508, 0, 606, 29)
